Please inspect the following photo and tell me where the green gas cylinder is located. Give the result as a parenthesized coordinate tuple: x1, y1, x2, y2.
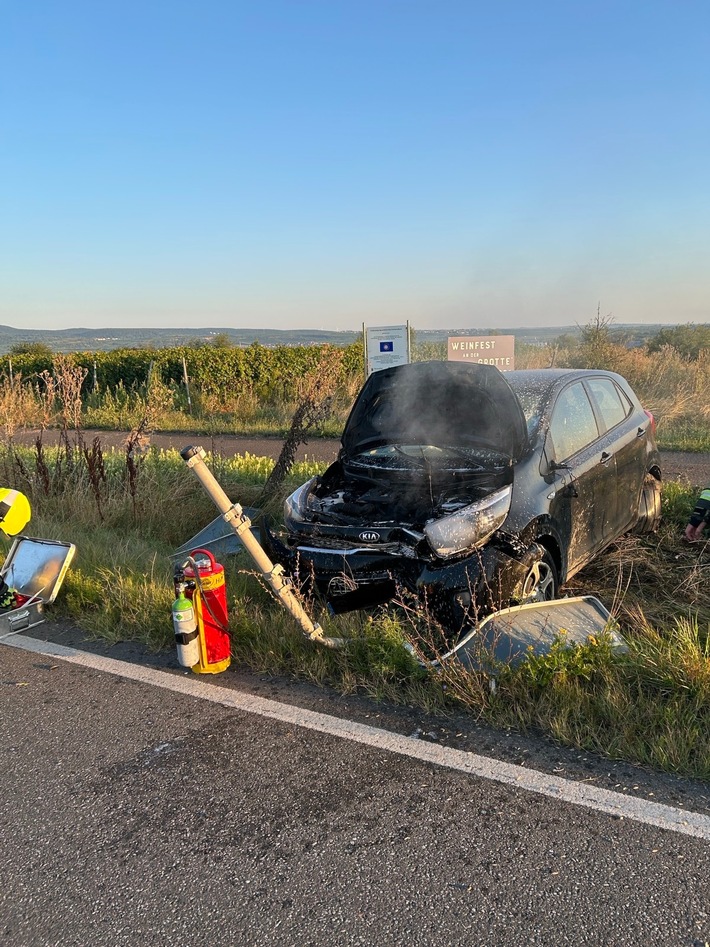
(172, 586, 200, 668)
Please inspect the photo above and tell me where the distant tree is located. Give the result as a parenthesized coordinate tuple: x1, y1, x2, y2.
(210, 333, 234, 348)
(578, 307, 614, 349)
(565, 307, 620, 371)
(609, 327, 632, 346)
(9, 340, 53, 357)
(554, 333, 579, 349)
(646, 323, 710, 360)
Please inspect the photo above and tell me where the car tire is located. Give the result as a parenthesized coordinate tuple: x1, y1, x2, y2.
(520, 549, 559, 603)
(632, 474, 661, 535)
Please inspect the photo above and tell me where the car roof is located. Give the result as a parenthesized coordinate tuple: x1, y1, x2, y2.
(505, 368, 634, 396)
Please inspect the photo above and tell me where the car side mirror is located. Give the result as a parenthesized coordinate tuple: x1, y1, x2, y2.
(542, 456, 570, 482)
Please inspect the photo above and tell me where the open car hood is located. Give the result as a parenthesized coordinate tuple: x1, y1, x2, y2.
(341, 361, 529, 461)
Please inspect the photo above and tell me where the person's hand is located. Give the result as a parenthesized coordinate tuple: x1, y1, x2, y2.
(685, 522, 707, 542)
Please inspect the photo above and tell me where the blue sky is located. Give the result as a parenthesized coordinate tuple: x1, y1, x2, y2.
(1, 1, 708, 331)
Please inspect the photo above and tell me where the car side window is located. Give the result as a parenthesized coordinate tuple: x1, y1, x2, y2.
(586, 377, 631, 432)
(549, 382, 600, 461)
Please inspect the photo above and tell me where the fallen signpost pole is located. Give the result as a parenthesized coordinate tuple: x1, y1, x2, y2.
(180, 445, 343, 649)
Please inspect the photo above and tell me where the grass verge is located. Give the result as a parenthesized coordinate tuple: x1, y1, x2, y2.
(2, 441, 708, 781)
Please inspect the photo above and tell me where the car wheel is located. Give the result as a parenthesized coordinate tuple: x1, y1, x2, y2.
(520, 549, 559, 603)
(632, 474, 661, 535)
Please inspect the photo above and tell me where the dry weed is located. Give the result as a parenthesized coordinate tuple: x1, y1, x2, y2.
(258, 345, 345, 505)
(0, 372, 43, 438)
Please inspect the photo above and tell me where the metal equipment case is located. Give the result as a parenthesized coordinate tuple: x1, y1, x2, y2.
(0, 537, 76, 636)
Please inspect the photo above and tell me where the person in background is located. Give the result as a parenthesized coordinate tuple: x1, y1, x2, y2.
(685, 488, 710, 541)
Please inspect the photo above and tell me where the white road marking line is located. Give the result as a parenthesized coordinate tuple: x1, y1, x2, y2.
(4, 633, 710, 841)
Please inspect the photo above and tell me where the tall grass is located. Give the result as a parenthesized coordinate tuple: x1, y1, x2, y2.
(2, 342, 709, 777)
(6, 342, 710, 448)
(491, 615, 709, 775)
(518, 341, 710, 449)
(2, 433, 708, 779)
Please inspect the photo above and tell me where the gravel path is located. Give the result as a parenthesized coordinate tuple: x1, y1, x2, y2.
(13, 430, 710, 486)
(654, 450, 708, 486)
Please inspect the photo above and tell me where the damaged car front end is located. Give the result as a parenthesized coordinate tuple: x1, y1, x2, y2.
(265, 360, 661, 637)
(265, 361, 550, 632)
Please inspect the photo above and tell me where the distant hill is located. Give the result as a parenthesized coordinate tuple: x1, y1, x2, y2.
(0, 325, 361, 354)
(0, 322, 675, 355)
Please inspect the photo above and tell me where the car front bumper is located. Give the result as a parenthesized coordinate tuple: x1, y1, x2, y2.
(265, 524, 541, 628)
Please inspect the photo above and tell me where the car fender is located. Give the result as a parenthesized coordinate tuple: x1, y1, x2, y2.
(514, 518, 566, 584)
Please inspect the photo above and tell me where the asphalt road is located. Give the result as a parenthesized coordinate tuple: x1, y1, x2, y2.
(1, 628, 709, 947)
(2, 431, 708, 943)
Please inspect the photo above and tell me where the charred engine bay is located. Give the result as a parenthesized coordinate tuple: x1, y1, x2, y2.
(307, 455, 512, 530)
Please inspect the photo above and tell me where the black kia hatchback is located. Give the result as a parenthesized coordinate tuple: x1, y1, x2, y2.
(268, 362, 661, 634)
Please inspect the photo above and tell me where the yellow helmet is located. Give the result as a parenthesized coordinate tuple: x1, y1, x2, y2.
(0, 489, 31, 536)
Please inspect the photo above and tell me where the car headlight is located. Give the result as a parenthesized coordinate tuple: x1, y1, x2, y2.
(284, 477, 318, 525)
(424, 485, 512, 558)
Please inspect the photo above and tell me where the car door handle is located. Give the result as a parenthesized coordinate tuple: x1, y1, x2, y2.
(636, 427, 646, 438)
(599, 451, 612, 465)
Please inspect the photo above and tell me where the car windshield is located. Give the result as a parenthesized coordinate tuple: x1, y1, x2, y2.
(506, 376, 552, 438)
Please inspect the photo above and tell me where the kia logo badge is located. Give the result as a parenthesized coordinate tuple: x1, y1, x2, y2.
(359, 530, 380, 542)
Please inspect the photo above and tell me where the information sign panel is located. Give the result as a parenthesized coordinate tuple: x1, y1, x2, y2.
(364, 324, 410, 376)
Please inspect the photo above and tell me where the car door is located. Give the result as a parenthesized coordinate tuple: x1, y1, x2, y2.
(584, 376, 644, 533)
(546, 380, 617, 574)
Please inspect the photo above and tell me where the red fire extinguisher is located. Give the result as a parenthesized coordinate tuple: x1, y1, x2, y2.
(181, 548, 231, 674)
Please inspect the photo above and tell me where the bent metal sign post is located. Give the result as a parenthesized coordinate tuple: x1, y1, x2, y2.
(447, 335, 515, 371)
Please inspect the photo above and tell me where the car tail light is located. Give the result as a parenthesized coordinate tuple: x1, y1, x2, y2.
(644, 409, 656, 436)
